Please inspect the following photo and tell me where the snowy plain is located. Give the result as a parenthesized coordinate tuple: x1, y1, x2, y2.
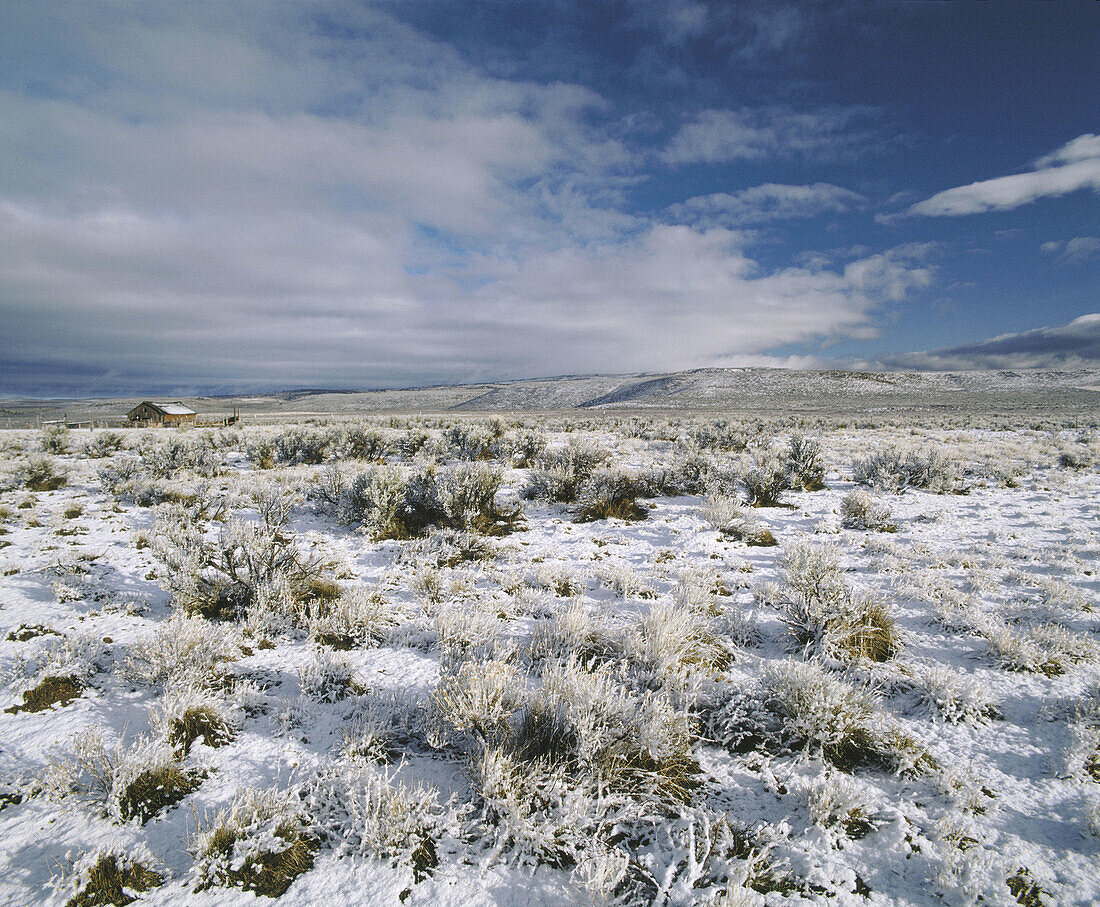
(0, 413, 1098, 906)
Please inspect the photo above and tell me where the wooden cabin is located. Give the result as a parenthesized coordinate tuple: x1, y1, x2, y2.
(126, 401, 197, 425)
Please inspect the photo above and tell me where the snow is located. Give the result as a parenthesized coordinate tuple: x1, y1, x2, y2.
(1, 417, 1098, 905)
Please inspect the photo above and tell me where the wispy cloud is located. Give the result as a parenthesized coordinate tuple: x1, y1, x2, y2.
(1041, 237, 1100, 265)
(906, 134, 1100, 217)
(882, 314, 1100, 370)
(666, 183, 863, 227)
(660, 106, 879, 165)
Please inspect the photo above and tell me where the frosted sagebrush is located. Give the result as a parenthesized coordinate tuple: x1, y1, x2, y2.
(839, 490, 896, 532)
(852, 445, 959, 494)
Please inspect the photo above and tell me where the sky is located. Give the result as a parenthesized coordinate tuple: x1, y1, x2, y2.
(0, 0, 1098, 397)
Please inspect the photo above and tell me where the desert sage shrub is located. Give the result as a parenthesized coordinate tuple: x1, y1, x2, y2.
(40, 423, 70, 453)
(332, 462, 517, 539)
(740, 448, 791, 507)
(573, 468, 650, 522)
(441, 423, 496, 461)
(840, 490, 896, 532)
(152, 489, 333, 622)
(500, 429, 547, 467)
(852, 444, 960, 493)
(685, 421, 748, 452)
(780, 544, 900, 662)
(141, 437, 221, 479)
(247, 428, 330, 468)
(190, 786, 318, 898)
(273, 428, 331, 465)
(785, 434, 826, 490)
(523, 438, 611, 504)
(338, 424, 391, 461)
(81, 430, 125, 459)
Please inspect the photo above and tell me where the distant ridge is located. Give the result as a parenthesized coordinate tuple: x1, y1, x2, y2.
(3, 367, 1099, 425)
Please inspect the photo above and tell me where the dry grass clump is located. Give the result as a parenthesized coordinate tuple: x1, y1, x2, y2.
(909, 663, 1000, 725)
(702, 494, 777, 546)
(308, 586, 399, 649)
(540, 658, 701, 804)
(47, 729, 204, 823)
(528, 600, 624, 666)
(305, 761, 454, 882)
(626, 602, 734, 687)
(6, 623, 61, 642)
(595, 563, 657, 600)
(763, 660, 935, 775)
(191, 786, 317, 898)
(152, 685, 239, 753)
(839, 490, 897, 532)
(5, 674, 83, 714)
(980, 618, 1099, 676)
(21, 456, 67, 491)
(433, 657, 700, 807)
(407, 527, 496, 567)
(1057, 445, 1093, 470)
(780, 544, 900, 662)
(434, 602, 509, 668)
(805, 772, 876, 839)
(532, 563, 587, 597)
(764, 660, 879, 769)
(299, 650, 365, 702)
(126, 611, 239, 687)
(59, 845, 163, 907)
(432, 660, 523, 751)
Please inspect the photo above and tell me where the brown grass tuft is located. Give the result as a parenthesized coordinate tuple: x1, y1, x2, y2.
(6, 675, 83, 714)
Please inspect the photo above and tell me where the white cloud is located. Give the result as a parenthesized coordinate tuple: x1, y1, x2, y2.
(661, 106, 878, 165)
(666, 183, 863, 226)
(907, 134, 1100, 217)
(1042, 237, 1100, 265)
(882, 314, 1100, 370)
(0, 3, 935, 395)
(456, 228, 934, 375)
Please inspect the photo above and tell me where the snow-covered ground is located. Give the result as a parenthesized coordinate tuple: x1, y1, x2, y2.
(0, 417, 1097, 906)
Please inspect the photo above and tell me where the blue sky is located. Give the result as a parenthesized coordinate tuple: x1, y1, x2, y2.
(0, 1, 1097, 396)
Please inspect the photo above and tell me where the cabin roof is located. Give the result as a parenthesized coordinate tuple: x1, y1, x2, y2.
(128, 401, 196, 416)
